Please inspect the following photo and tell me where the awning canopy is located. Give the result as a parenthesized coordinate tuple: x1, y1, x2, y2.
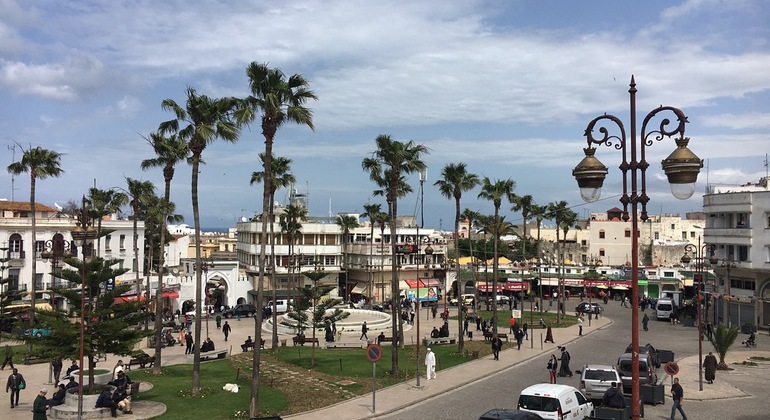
(113, 294, 147, 305)
(404, 279, 442, 289)
(4, 302, 53, 311)
(351, 283, 368, 294)
(161, 290, 179, 300)
(504, 282, 529, 291)
(477, 283, 503, 293)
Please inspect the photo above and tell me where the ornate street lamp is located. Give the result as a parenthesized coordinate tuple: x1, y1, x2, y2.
(71, 196, 96, 420)
(573, 76, 702, 419)
(41, 238, 73, 311)
(680, 241, 717, 391)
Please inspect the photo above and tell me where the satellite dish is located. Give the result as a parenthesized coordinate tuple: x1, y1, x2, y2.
(240, 216, 248, 222)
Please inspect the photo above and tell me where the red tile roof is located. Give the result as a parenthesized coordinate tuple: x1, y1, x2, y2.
(0, 201, 59, 213)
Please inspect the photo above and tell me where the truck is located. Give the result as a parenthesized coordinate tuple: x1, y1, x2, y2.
(660, 290, 683, 306)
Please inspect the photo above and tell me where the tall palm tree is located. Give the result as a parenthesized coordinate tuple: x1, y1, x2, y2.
(460, 208, 480, 311)
(87, 188, 129, 257)
(251, 154, 295, 351)
(373, 209, 390, 307)
(362, 134, 428, 376)
(159, 87, 241, 395)
(239, 62, 316, 417)
(478, 177, 516, 340)
(7, 146, 63, 327)
(126, 178, 156, 300)
(361, 203, 382, 309)
(511, 194, 535, 306)
(547, 200, 571, 323)
(530, 204, 548, 310)
(141, 130, 189, 373)
(336, 214, 360, 303)
(434, 162, 479, 352)
(280, 204, 308, 314)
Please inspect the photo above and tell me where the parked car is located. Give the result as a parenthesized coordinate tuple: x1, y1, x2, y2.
(449, 293, 475, 306)
(576, 364, 622, 401)
(617, 352, 657, 394)
(479, 408, 545, 419)
(575, 302, 603, 314)
(654, 298, 676, 321)
(487, 295, 511, 305)
(517, 383, 594, 419)
(222, 304, 258, 318)
(25, 326, 52, 338)
(625, 342, 661, 368)
(266, 299, 294, 314)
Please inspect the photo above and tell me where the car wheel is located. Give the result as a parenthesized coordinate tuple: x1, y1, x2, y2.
(224, 313, 232, 319)
(248, 312, 255, 317)
(35, 332, 43, 338)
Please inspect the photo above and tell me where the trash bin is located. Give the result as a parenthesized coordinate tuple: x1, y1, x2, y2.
(658, 349, 675, 363)
(624, 396, 644, 417)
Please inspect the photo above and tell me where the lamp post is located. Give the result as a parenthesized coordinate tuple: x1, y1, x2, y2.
(71, 196, 96, 420)
(573, 76, 702, 420)
(41, 238, 72, 312)
(680, 240, 717, 391)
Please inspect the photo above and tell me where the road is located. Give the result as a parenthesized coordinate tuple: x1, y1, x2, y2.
(374, 299, 769, 419)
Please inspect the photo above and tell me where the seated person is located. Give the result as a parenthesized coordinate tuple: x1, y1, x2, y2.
(201, 338, 215, 352)
(377, 332, 386, 345)
(108, 370, 133, 393)
(748, 332, 756, 343)
(164, 330, 177, 346)
(601, 382, 626, 408)
(95, 386, 119, 417)
(46, 384, 67, 407)
(112, 383, 132, 414)
(66, 361, 80, 377)
(112, 360, 125, 379)
(430, 327, 440, 338)
(241, 336, 254, 352)
(65, 376, 79, 390)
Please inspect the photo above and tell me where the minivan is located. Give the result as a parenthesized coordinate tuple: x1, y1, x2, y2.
(617, 353, 657, 394)
(266, 299, 293, 314)
(577, 364, 622, 401)
(655, 298, 676, 321)
(517, 383, 594, 419)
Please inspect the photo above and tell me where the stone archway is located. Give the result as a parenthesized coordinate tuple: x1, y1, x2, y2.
(206, 276, 228, 310)
(759, 278, 770, 328)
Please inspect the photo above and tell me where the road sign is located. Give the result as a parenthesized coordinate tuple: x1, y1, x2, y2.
(366, 344, 382, 363)
(664, 361, 679, 376)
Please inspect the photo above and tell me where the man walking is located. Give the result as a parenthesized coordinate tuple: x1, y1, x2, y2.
(643, 313, 650, 331)
(222, 321, 231, 342)
(6, 367, 26, 409)
(425, 348, 436, 379)
(670, 377, 687, 420)
(359, 321, 369, 340)
(1, 345, 13, 370)
(704, 352, 718, 384)
(578, 317, 583, 336)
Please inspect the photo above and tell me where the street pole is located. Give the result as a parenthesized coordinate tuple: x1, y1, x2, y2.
(573, 76, 703, 420)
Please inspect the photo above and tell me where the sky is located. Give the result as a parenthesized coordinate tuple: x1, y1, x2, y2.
(1, 0, 768, 230)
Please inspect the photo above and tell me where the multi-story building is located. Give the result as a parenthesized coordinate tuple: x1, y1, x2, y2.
(703, 176, 770, 329)
(0, 200, 144, 312)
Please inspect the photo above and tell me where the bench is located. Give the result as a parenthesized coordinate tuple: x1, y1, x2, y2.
(129, 381, 140, 399)
(422, 337, 456, 346)
(292, 336, 320, 346)
(24, 354, 45, 365)
(242, 338, 266, 351)
(126, 357, 154, 370)
(187, 349, 228, 361)
(483, 332, 509, 342)
(377, 336, 395, 345)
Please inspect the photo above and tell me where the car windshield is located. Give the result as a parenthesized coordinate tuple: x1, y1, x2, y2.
(518, 395, 560, 412)
(658, 304, 672, 310)
(585, 370, 617, 381)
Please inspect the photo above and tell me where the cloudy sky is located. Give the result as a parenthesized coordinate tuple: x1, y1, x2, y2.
(1, 0, 768, 230)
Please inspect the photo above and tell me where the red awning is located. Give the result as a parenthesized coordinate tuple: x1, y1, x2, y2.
(113, 294, 147, 305)
(405, 279, 441, 289)
(477, 284, 503, 293)
(161, 290, 180, 299)
(610, 281, 632, 288)
(584, 280, 610, 288)
(504, 282, 529, 291)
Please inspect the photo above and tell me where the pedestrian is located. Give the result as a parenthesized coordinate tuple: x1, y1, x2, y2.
(410, 309, 415, 325)
(185, 331, 194, 354)
(33, 387, 48, 420)
(706, 322, 713, 340)
(578, 316, 583, 336)
(670, 377, 687, 419)
(51, 357, 63, 385)
(544, 323, 555, 343)
(216, 314, 222, 330)
(95, 386, 119, 417)
(425, 348, 436, 380)
(601, 382, 625, 408)
(112, 382, 132, 414)
(431, 305, 437, 319)
(222, 321, 231, 342)
(509, 316, 516, 334)
(547, 354, 558, 384)
(558, 346, 572, 377)
(65, 360, 79, 378)
(46, 383, 66, 408)
(704, 351, 718, 384)
(6, 367, 26, 409)
(491, 336, 500, 360)
(540, 318, 546, 329)
(1, 345, 13, 370)
(522, 322, 528, 340)
(515, 327, 524, 350)
(642, 313, 650, 331)
(463, 317, 469, 335)
(359, 321, 369, 340)
(179, 328, 187, 346)
(476, 316, 482, 331)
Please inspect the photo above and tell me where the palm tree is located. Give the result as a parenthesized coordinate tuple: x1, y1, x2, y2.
(126, 178, 156, 300)
(361, 203, 383, 309)
(239, 62, 316, 417)
(434, 163, 479, 352)
(478, 177, 516, 340)
(547, 200, 572, 323)
(7, 146, 63, 327)
(511, 194, 535, 312)
(362, 134, 428, 376)
(280, 204, 308, 314)
(373, 210, 390, 307)
(530, 204, 548, 310)
(141, 130, 189, 373)
(159, 87, 241, 395)
(460, 208, 480, 311)
(251, 154, 295, 351)
(336, 214, 360, 303)
(708, 324, 741, 369)
(87, 188, 129, 257)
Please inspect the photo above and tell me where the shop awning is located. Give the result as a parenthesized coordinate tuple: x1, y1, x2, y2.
(477, 283, 503, 293)
(504, 282, 529, 291)
(161, 290, 179, 300)
(114, 294, 147, 304)
(4, 302, 53, 311)
(584, 280, 609, 288)
(351, 283, 368, 294)
(404, 279, 441, 289)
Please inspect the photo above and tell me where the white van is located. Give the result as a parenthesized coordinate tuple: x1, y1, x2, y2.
(655, 298, 676, 321)
(517, 383, 594, 419)
(267, 299, 294, 314)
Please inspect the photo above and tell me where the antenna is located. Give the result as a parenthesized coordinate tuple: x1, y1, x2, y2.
(765, 154, 768, 177)
(7, 143, 17, 201)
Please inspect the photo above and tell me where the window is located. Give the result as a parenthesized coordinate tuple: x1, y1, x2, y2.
(35, 241, 45, 257)
(119, 234, 126, 250)
(654, 232, 659, 240)
(690, 231, 696, 238)
(105, 234, 112, 251)
(671, 224, 675, 229)
(599, 230, 605, 239)
(624, 228, 631, 238)
(682, 232, 687, 240)
(9, 233, 23, 253)
(599, 249, 605, 257)
(738, 245, 748, 262)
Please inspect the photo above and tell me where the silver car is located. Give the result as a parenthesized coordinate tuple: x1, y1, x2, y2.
(577, 364, 622, 401)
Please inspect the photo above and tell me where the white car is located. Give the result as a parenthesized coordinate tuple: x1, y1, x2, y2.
(518, 383, 594, 419)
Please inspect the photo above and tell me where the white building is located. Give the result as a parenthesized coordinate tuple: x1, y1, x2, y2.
(703, 176, 770, 329)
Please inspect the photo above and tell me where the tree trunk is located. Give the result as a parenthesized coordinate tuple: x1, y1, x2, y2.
(153, 177, 173, 374)
(191, 154, 202, 396)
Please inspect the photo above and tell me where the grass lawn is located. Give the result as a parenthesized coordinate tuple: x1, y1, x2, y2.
(131, 359, 287, 419)
(452, 308, 578, 330)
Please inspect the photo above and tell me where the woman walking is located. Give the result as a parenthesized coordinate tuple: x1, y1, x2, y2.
(547, 354, 558, 384)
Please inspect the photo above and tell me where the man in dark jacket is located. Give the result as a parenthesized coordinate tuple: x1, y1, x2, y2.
(47, 383, 67, 407)
(112, 383, 132, 414)
(95, 386, 118, 417)
(5, 367, 26, 408)
(601, 382, 626, 408)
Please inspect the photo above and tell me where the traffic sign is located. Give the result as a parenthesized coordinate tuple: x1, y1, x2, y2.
(664, 361, 679, 376)
(366, 344, 382, 362)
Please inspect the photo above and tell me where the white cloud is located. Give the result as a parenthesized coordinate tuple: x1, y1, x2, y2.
(0, 53, 105, 100)
(103, 95, 142, 118)
(700, 112, 770, 129)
